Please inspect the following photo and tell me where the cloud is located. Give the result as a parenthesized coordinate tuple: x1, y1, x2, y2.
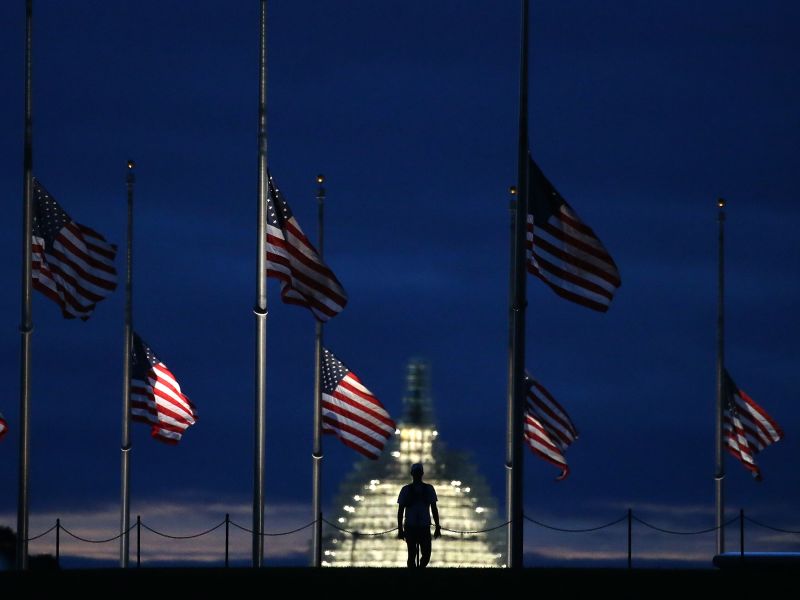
(528, 547, 708, 563)
(522, 505, 800, 566)
(3, 496, 799, 567)
(597, 501, 715, 518)
(0, 496, 312, 566)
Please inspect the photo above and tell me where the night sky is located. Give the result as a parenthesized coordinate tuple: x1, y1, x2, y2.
(1, 1, 799, 567)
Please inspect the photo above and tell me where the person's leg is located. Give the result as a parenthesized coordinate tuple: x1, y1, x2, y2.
(418, 529, 432, 568)
(405, 534, 417, 568)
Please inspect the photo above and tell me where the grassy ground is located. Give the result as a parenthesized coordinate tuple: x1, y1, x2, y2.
(1, 565, 794, 597)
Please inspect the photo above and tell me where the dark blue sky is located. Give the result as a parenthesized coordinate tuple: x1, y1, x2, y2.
(1, 1, 799, 566)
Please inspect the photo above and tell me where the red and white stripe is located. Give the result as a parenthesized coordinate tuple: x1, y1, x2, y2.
(0, 412, 8, 441)
(33, 224, 117, 320)
(322, 372, 395, 460)
(266, 180, 347, 322)
(524, 374, 578, 480)
(724, 375, 783, 480)
(131, 362, 197, 444)
(526, 160, 620, 312)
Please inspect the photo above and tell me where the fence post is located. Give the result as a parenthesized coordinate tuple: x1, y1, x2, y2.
(225, 513, 230, 568)
(136, 515, 141, 568)
(55, 518, 60, 567)
(739, 508, 744, 559)
(627, 509, 632, 569)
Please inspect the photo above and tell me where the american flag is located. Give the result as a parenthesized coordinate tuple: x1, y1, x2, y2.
(0, 412, 7, 441)
(524, 372, 578, 480)
(321, 347, 396, 459)
(130, 333, 197, 444)
(526, 159, 621, 312)
(32, 179, 118, 320)
(723, 371, 783, 481)
(266, 177, 347, 322)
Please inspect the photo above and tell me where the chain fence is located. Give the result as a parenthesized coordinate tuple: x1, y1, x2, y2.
(16, 507, 800, 569)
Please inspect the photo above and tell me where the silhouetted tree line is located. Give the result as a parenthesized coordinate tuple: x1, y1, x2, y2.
(0, 527, 58, 570)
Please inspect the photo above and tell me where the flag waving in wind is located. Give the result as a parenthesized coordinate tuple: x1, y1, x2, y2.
(130, 333, 197, 444)
(0, 412, 7, 441)
(723, 371, 783, 481)
(526, 159, 621, 312)
(32, 179, 118, 319)
(266, 177, 347, 322)
(321, 347, 395, 459)
(523, 372, 578, 480)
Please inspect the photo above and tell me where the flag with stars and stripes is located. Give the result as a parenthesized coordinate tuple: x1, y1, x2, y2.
(0, 412, 7, 442)
(723, 370, 783, 481)
(526, 158, 621, 312)
(130, 333, 197, 444)
(266, 177, 347, 322)
(32, 179, 118, 320)
(524, 372, 578, 480)
(321, 347, 395, 459)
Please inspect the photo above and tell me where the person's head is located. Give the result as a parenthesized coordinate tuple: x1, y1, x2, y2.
(410, 463, 424, 481)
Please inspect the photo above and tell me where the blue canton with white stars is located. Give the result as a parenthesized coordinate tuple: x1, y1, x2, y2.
(321, 348, 350, 395)
(266, 176, 294, 228)
(32, 179, 72, 248)
(131, 333, 161, 380)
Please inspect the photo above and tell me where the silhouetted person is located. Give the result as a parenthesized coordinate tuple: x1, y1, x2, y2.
(397, 463, 440, 568)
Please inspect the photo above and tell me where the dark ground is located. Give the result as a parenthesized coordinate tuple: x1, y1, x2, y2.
(1, 566, 796, 597)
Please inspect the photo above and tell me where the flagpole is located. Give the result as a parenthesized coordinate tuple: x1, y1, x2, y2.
(17, 0, 34, 571)
(311, 174, 325, 567)
(505, 183, 518, 568)
(120, 160, 135, 568)
(506, 0, 529, 569)
(253, 0, 269, 568)
(715, 197, 726, 555)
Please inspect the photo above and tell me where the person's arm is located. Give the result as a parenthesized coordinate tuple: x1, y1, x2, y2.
(397, 505, 405, 539)
(431, 502, 441, 539)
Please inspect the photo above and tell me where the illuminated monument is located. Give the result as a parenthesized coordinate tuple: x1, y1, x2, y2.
(322, 360, 505, 567)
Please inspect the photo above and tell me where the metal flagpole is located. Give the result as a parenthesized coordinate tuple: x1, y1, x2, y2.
(120, 160, 135, 567)
(506, 0, 529, 569)
(715, 197, 726, 555)
(253, 0, 269, 568)
(17, 0, 34, 571)
(505, 184, 517, 568)
(311, 174, 325, 567)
